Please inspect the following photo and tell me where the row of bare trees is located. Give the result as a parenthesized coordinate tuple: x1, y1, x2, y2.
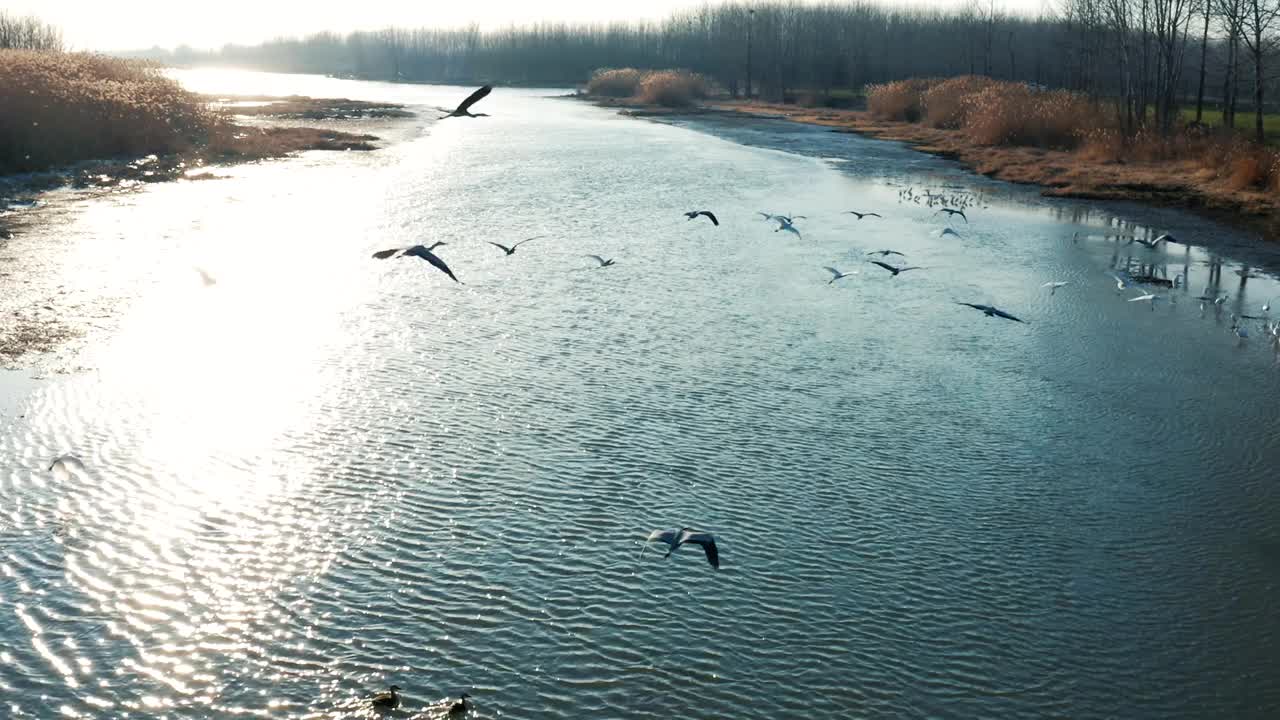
(1063, 0, 1279, 143)
(128, 1, 1280, 140)
(0, 11, 62, 51)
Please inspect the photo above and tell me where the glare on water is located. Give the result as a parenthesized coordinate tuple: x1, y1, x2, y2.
(2, 72, 1279, 719)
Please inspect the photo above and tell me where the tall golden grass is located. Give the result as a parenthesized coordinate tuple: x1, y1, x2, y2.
(586, 68, 646, 98)
(865, 78, 937, 122)
(921, 75, 994, 128)
(586, 67, 709, 108)
(870, 75, 1280, 195)
(0, 49, 218, 173)
(869, 77, 1096, 149)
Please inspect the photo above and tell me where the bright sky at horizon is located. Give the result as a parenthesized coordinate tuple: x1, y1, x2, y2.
(7, 0, 1053, 51)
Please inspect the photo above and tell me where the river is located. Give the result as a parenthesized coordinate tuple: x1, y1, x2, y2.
(1, 69, 1278, 719)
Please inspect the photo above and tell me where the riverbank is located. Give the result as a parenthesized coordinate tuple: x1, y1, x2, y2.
(582, 91, 1280, 237)
(704, 99, 1280, 236)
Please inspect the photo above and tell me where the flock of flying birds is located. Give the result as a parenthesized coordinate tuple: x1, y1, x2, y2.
(33, 85, 1280, 718)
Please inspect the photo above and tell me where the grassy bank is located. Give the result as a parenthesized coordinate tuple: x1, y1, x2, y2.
(694, 78, 1280, 236)
(0, 50, 385, 180)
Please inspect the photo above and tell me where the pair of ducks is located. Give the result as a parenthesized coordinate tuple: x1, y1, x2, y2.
(370, 686, 470, 715)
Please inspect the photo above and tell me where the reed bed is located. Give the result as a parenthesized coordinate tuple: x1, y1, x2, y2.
(0, 50, 218, 173)
(586, 67, 710, 108)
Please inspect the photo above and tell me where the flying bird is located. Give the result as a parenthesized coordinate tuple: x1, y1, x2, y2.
(824, 266, 858, 284)
(867, 260, 921, 276)
(775, 218, 802, 239)
(866, 250, 905, 258)
(641, 527, 720, 569)
(941, 228, 962, 238)
(48, 454, 87, 475)
(585, 254, 615, 268)
(936, 208, 968, 222)
(846, 211, 882, 220)
(684, 210, 719, 226)
(1042, 281, 1070, 295)
(1128, 290, 1160, 309)
(955, 302, 1025, 322)
(487, 236, 543, 256)
(442, 85, 492, 118)
(369, 686, 402, 710)
(372, 242, 461, 283)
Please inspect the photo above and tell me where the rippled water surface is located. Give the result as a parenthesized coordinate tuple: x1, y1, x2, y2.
(2, 70, 1280, 719)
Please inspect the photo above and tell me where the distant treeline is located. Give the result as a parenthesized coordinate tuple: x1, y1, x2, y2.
(125, 1, 1277, 141)
(0, 11, 62, 51)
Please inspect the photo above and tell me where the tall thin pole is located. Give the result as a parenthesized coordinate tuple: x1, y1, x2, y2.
(746, 9, 754, 100)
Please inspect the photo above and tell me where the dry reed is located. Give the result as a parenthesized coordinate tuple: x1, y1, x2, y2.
(0, 49, 218, 173)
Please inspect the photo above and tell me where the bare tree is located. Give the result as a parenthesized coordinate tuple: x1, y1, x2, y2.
(0, 11, 63, 50)
(1241, 0, 1280, 142)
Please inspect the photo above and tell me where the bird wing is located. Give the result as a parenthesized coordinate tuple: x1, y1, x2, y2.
(405, 246, 461, 283)
(992, 308, 1024, 322)
(512, 235, 544, 249)
(957, 211, 968, 222)
(647, 529, 678, 546)
(451, 85, 492, 115)
(955, 302, 984, 312)
(869, 260, 897, 273)
(701, 211, 719, 226)
(487, 241, 512, 253)
(586, 254, 607, 266)
(680, 531, 719, 569)
(898, 266, 921, 272)
(757, 212, 773, 220)
(823, 267, 844, 279)
(866, 213, 882, 218)
(371, 248, 405, 259)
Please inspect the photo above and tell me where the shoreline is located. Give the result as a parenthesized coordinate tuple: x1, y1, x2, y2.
(0, 95, 410, 209)
(583, 95, 1279, 238)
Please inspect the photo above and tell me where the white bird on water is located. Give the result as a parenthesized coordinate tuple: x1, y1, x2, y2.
(1042, 281, 1069, 295)
(1128, 290, 1160, 309)
(824, 266, 858, 284)
(641, 528, 720, 569)
(48, 454, 87, 475)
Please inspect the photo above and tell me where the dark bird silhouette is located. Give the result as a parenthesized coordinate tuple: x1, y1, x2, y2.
(941, 228, 962, 238)
(684, 210, 719, 226)
(585, 254, 616, 268)
(642, 527, 720, 569)
(936, 208, 968, 222)
(487, 236, 544, 256)
(956, 302, 1025, 322)
(846, 211, 882, 220)
(369, 686, 402, 710)
(866, 250, 905, 258)
(867, 260, 921, 276)
(442, 85, 492, 118)
(372, 242, 461, 283)
(449, 694, 472, 716)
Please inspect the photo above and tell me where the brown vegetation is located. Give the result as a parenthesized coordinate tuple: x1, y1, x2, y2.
(0, 50, 218, 174)
(0, 50, 386, 184)
(586, 68, 710, 108)
(205, 95, 413, 120)
(711, 93, 1280, 235)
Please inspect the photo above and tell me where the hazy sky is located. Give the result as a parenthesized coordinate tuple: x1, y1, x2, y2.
(11, 0, 1049, 51)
